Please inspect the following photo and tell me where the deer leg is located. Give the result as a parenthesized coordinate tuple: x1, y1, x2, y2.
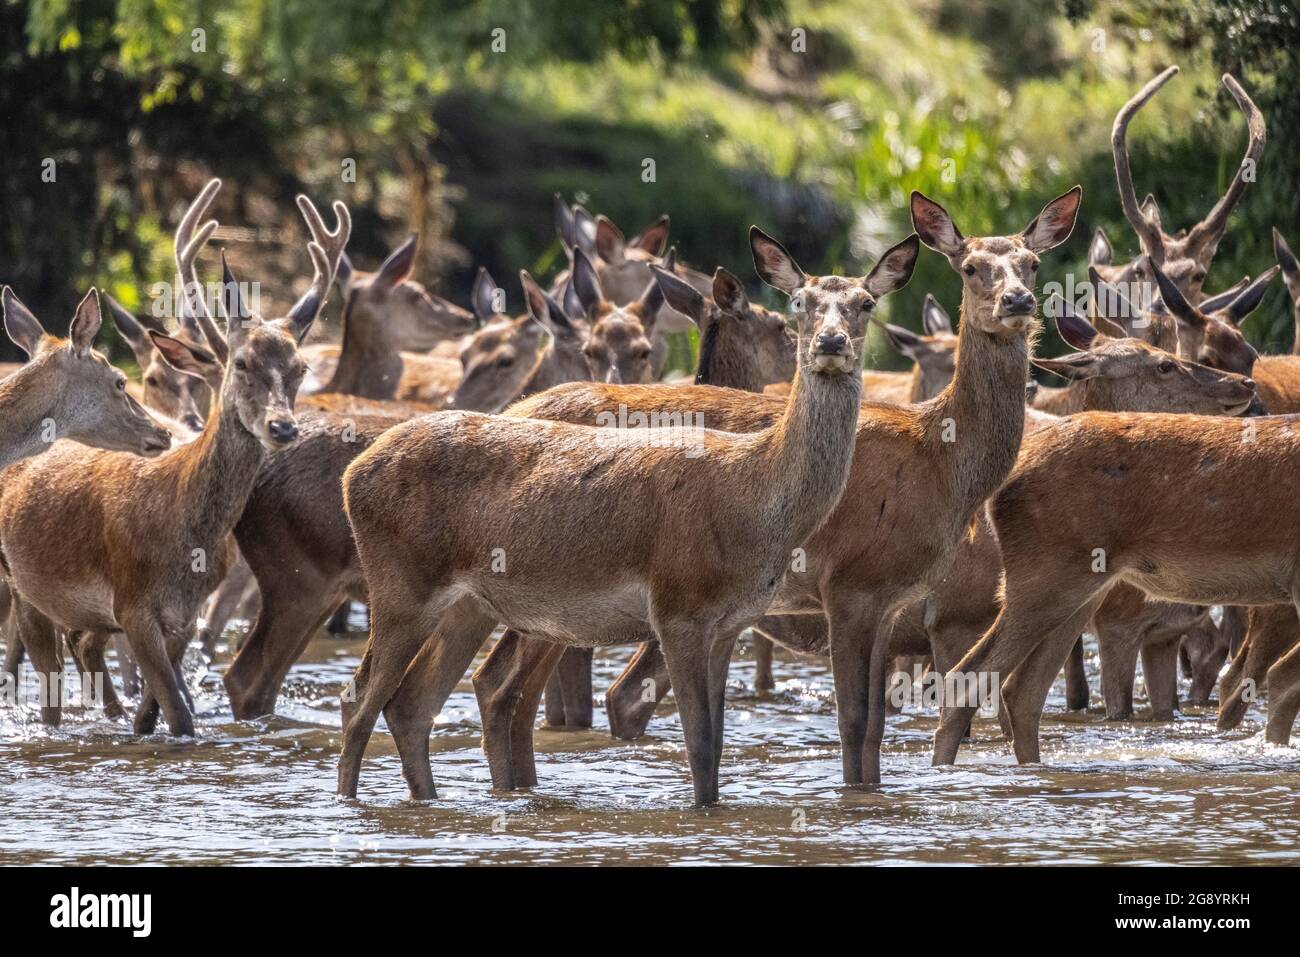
(1219, 605, 1296, 730)
(1064, 637, 1089, 711)
(472, 629, 566, 790)
(14, 601, 63, 725)
(656, 621, 723, 807)
(707, 631, 739, 783)
(1220, 605, 1250, 659)
(554, 647, 594, 729)
(325, 601, 351, 635)
(373, 598, 497, 801)
(1098, 624, 1142, 720)
(1001, 612, 1096, 764)
(2, 636, 23, 685)
(1264, 639, 1300, 745)
(121, 614, 193, 737)
(542, 667, 567, 728)
(752, 634, 776, 691)
(1140, 637, 1180, 721)
(198, 557, 257, 656)
(114, 635, 140, 697)
(224, 576, 340, 720)
(934, 576, 1105, 766)
(606, 639, 669, 740)
(826, 597, 874, 786)
(70, 631, 126, 720)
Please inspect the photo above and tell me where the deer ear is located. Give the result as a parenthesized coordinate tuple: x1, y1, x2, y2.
(572, 206, 598, 256)
(1153, 262, 1201, 327)
(712, 267, 749, 316)
(631, 215, 670, 256)
(910, 192, 964, 257)
(562, 277, 585, 324)
(594, 215, 626, 264)
(1275, 227, 1299, 294)
(520, 270, 573, 335)
(1032, 352, 1101, 381)
(218, 252, 255, 348)
(335, 251, 355, 295)
(921, 293, 953, 336)
(750, 226, 806, 295)
(1022, 186, 1082, 253)
(148, 330, 221, 381)
(68, 288, 103, 358)
(1087, 265, 1141, 332)
(571, 247, 604, 317)
(2, 286, 45, 357)
(864, 234, 920, 298)
(1222, 266, 1278, 325)
(103, 292, 155, 367)
(373, 234, 418, 290)
(1048, 294, 1100, 350)
(472, 267, 501, 322)
(1198, 276, 1251, 314)
(1089, 227, 1112, 266)
(635, 253, 669, 327)
(554, 194, 576, 248)
(1140, 193, 1164, 233)
(652, 264, 706, 324)
(882, 322, 924, 359)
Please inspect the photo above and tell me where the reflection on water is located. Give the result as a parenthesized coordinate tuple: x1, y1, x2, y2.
(1, 627, 1297, 865)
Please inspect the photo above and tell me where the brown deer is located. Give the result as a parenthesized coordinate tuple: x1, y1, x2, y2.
(219, 273, 585, 719)
(1110, 67, 1265, 304)
(536, 295, 1252, 754)
(0, 181, 347, 735)
(0, 288, 171, 468)
(444, 189, 1081, 792)
(929, 378, 1300, 764)
(335, 226, 920, 806)
(1217, 604, 1299, 730)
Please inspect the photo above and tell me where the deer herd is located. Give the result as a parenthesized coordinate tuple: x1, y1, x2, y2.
(2, 66, 1298, 807)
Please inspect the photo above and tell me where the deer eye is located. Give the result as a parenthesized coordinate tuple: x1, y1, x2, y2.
(116, 378, 127, 392)
(963, 265, 976, 277)
(860, 298, 875, 313)
(497, 355, 514, 368)
(1029, 261, 1039, 271)
(1158, 358, 1175, 373)
(233, 358, 248, 372)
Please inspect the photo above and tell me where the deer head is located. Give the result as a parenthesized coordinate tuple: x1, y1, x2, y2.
(2, 286, 171, 456)
(911, 186, 1082, 338)
(1152, 261, 1275, 381)
(103, 293, 207, 432)
(651, 262, 796, 391)
(1035, 294, 1255, 415)
(879, 293, 959, 400)
(334, 234, 475, 349)
(166, 186, 351, 450)
(592, 212, 672, 303)
(1111, 67, 1266, 303)
(751, 227, 919, 376)
(572, 246, 665, 384)
(453, 267, 548, 412)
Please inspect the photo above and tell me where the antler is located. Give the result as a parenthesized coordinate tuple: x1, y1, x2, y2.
(1187, 73, 1266, 250)
(174, 177, 228, 362)
(288, 195, 352, 340)
(1112, 66, 1178, 261)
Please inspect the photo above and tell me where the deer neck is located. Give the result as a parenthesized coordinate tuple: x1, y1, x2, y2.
(757, 347, 863, 545)
(1033, 382, 1086, 416)
(324, 297, 404, 400)
(515, 335, 588, 404)
(169, 380, 266, 545)
(932, 310, 1030, 512)
(696, 318, 761, 392)
(0, 359, 64, 469)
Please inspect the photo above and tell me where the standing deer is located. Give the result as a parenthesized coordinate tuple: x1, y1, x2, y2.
(0, 181, 347, 735)
(460, 189, 1080, 789)
(0, 288, 171, 468)
(335, 226, 920, 805)
(1110, 68, 1265, 304)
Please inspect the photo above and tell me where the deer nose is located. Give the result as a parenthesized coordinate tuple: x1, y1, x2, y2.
(268, 418, 299, 444)
(1001, 291, 1035, 314)
(815, 331, 848, 353)
(182, 413, 204, 432)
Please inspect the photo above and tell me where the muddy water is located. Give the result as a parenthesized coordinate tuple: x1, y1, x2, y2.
(1, 625, 1297, 865)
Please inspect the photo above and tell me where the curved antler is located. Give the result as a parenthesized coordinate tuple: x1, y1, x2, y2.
(174, 178, 229, 362)
(1111, 66, 1178, 261)
(288, 195, 352, 341)
(1188, 73, 1266, 250)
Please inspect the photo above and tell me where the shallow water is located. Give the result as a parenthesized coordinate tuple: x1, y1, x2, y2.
(1, 624, 1297, 865)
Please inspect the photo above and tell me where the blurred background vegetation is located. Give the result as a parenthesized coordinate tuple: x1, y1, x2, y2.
(2, 0, 1297, 371)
